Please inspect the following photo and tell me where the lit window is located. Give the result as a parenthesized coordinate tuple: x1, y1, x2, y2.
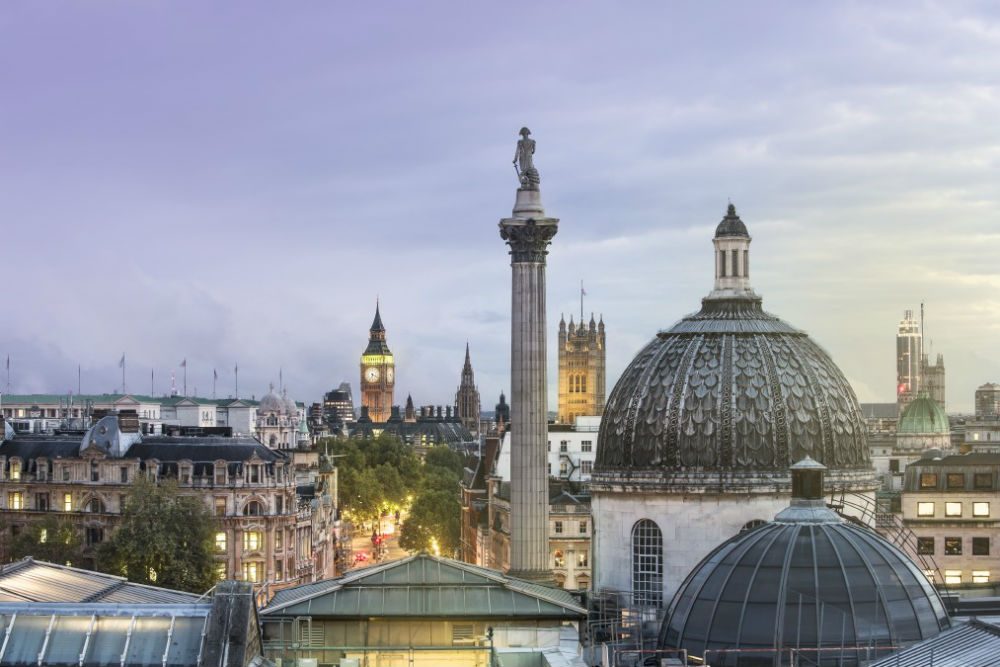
(215, 532, 227, 552)
(9, 465, 20, 481)
(577, 551, 588, 567)
(919, 473, 938, 489)
(917, 502, 935, 517)
(944, 570, 962, 585)
(216, 564, 227, 580)
(554, 521, 563, 534)
(579, 521, 587, 534)
(974, 502, 990, 517)
(242, 562, 261, 583)
(917, 537, 934, 555)
(946, 473, 965, 489)
(945, 502, 963, 517)
(39, 528, 48, 543)
(553, 550, 565, 568)
(243, 531, 262, 552)
(973, 571, 990, 584)
(148, 568, 158, 582)
(8, 492, 22, 510)
(945, 537, 963, 555)
(923, 570, 936, 582)
(63, 493, 73, 512)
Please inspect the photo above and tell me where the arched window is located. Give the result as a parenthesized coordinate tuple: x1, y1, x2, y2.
(631, 519, 663, 607)
(84, 497, 104, 514)
(581, 375, 587, 393)
(243, 500, 265, 516)
(739, 519, 767, 534)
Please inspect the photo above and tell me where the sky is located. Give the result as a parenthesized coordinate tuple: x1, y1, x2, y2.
(1, 2, 998, 412)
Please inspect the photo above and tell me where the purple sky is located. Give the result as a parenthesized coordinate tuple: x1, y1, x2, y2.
(2, 2, 998, 411)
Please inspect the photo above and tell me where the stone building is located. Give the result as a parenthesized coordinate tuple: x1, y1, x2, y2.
(359, 303, 395, 424)
(901, 451, 1000, 592)
(557, 313, 606, 423)
(0, 413, 337, 601)
(976, 383, 1000, 418)
(923, 352, 946, 411)
(255, 385, 306, 450)
(454, 344, 482, 438)
(591, 204, 877, 607)
(494, 416, 600, 483)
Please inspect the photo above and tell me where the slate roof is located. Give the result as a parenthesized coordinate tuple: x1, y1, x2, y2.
(0, 434, 80, 459)
(868, 619, 1000, 667)
(261, 554, 585, 619)
(0, 558, 200, 604)
(0, 393, 260, 408)
(0, 434, 286, 464)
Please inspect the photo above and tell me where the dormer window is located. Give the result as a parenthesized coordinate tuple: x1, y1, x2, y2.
(215, 463, 227, 485)
(9, 460, 21, 482)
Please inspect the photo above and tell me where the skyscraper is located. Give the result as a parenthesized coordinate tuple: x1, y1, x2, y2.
(896, 309, 922, 415)
(359, 302, 395, 423)
(455, 343, 481, 436)
(499, 127, 557, 582)
(975, 383, 1000, 418)
(557, 311, 606, 423)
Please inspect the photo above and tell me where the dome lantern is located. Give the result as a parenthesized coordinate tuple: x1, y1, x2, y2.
(711, 203, 754, 299)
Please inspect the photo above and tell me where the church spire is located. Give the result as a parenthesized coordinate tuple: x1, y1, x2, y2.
(370, 299, 385, 333)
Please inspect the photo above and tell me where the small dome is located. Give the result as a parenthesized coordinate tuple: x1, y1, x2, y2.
(660, 505, 950, 664)
(898, 393, 949, 435)
(715, 203, 749, 237)
(258, 387, 285, 414)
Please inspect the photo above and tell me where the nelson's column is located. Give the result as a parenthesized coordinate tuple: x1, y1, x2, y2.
(499, 127, 558, 582)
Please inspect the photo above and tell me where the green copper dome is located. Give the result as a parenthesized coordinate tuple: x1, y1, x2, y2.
(898, 393, 949, 435)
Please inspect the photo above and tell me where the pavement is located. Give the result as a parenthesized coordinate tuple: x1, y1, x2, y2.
(343, 518, 409, 570)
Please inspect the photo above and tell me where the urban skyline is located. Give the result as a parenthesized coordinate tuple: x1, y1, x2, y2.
(2, 3, 999, 411)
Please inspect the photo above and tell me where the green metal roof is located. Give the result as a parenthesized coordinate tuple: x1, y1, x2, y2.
(262, 554, 585, 619)
(898, 393, 949, 435)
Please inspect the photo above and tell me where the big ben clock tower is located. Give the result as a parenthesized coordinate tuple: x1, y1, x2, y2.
(360, 302, 395, 423)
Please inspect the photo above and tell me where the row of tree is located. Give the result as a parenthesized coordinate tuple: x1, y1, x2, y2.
(323, 435, 464, 556)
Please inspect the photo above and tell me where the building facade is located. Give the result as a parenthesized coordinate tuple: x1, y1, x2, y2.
(976, 383, 1000, 418)
(495, 416, 600, 483)
(923, 352, 946, 411)
(897, 309, 923, 414)
(0, 414, 337, 600)
(901, 453, 1000, 592)
(557, 313, 606, 423)
(322, 382, 356, 431)
(359, 303, 395, 424)
(454, 344, 482, 437)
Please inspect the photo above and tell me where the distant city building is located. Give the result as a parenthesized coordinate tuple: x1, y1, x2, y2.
(495, 416, 600, 483)
(0, 413, 338, 598)
(871, 392, 953, 490)
(493, 392, 510, 435)
(359, 303, 395, 423)
(976, 383, 1000, 418)
(454, 344, 482, 437)
(923, 352, 946, 411)
(351, 404, 476, 451)
(897, 309, 923, 414)
(557, 312, 606, 423)
(255, 385, 306, 450)
(322, 381, 356, 430)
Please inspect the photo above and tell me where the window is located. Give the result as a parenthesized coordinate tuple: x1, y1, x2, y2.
(974, 502, 990, 518)
(917, 537, 935, 555)
(215, 498, 226, 517)
(579, 521, 587, 534)
(9, 464, 20, 481)
(275, 558, 283, 580)
(946, 473, 965, 489)
(944, 570, 962, 585)
(90, 462, 99, 482)
(62, 467, 70, 482)
(244, 500, 264, 516)
(275, 496, 283, 514)
(559, 461, 569, 477)
(250, 466, 260, 484)
(919, 473, 938, 489)
(974, 473, 993, 489)
(86, 528, 104, 546)
(973, 571, 990, 584)
(945, 537, 963, 555)
(35, 493, 49, 511)
(577, 551, 589, 567)
(719, 250, 726, 277)
(581, 461, 593, 474)
(63, 493, 72, 512)
(215, 465, 226, 485)
(120, 467, 128, 483)
(553, 550, 565, 568)
(8, 492, 22, 510)
(731, 249, 739, 277)
(973, 537, 990, 556)
(560, 441, 568, 453)
(581, 440, 592, 452)
(85, 498, 104, 513)
(275, 529, 283, 551)
(743, 249, 749, 277)
(917, 502, 935, 517)
(554, 521, 563, 534)
(452, 624, 475, 646)
(215, 532, 227, 552)
(740, 519, 768, 534)
(945, 502, 963, 517)
(243, 531, 262, 552)
(216, 564, 227, 581)
(889, 459, 900, 473)
(242, 562, 261, 583)
(631, 519, 663, 607)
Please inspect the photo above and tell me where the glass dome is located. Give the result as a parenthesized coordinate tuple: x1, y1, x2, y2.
(659, 502, 950, 666)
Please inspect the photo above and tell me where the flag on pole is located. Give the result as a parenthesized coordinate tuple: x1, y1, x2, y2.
(119, 354, 125, 368)
(5, 355, 8, 371)
(180, 359, 187, 368)
(213, 369, 218, 380)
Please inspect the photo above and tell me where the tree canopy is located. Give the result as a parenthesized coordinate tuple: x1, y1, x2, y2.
(5, 515, 83, 565)
(97, 477, 218, 593)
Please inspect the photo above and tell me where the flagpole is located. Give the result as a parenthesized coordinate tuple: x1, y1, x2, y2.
(235, 364, 239, 399)
(213, 370, 217, 400)
(6, 355, 10, 394)
(78, 364, 81, 395)
(580, 280, 584, 322)
(121, 355, 126, 394)
(151, 368, 154, 396)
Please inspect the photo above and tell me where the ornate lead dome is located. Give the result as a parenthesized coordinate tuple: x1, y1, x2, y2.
(594, 205, 874, 490)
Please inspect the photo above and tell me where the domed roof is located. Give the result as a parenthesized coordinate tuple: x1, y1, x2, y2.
(596, 208, 872, 488)
(715, 203, 749, 237)
(258, 386, 285, 414)
(660, 502, 950, 664)
(898, 393, 949, 435)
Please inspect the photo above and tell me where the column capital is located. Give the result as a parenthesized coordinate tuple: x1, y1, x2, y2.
(499, 218, 558, 263)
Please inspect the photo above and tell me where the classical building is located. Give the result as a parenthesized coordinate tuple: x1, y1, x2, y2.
(557, 313, 606, 423)
(901, 451, 1000, 592)
(897, 309, 923, 414)
(0, 413, 337, 601)
(350, 404, 476, 451)
(454, 344, 482, 437)
(359, 303, 395, 424)
(591, 204, 878, 607)
(255, 385, 306, 449)
(495, 416, 600, 483)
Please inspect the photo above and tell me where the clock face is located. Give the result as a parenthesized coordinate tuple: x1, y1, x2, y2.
(386, 368, 394, 383)
(365, 367, 380, 383)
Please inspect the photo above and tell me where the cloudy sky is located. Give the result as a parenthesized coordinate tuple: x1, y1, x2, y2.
(2, 2, 998, 412)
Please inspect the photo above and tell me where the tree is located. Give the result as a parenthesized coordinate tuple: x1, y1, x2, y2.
(6, 516, 83, 565)
(424, 445, 465, 478)
(97, 477, 218, 593)
(399, 488, 461, 556)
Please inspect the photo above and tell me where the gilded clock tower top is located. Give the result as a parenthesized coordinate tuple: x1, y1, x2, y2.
(360, 301, 395, 423)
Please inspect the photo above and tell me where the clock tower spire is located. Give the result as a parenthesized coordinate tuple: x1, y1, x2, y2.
(360, 300, 395, 423)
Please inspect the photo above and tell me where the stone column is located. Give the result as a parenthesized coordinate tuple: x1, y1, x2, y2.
(499, 186, 558, 582)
